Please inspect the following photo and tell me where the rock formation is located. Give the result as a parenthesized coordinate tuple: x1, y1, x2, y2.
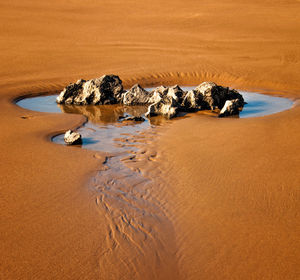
(56, 75, 123, 105)
(64, 130, 82, 145)
(123, 84, 152, 105)
(194, 82, 244, 110)
(219, 99, 244, 118)
(144, 86, 182, 118)
(57, 75, 245, 119)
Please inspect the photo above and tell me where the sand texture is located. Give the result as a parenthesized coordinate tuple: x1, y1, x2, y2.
(0, 0, 300, 279)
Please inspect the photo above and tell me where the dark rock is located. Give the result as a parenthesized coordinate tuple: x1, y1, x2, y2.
(218, 99, 244, 117)
(195, 82, 244, 110)
(64, 130, 82, 145)
(182, 89, 203, 111)
(99, 74, 124, 103)
(56, 75, 123, 105)
(123, 84, 152, 105)
(167, 85, 185, 104)
(118, 115, 128, 120)
(56, 79, 86, 105)
(121, 116, 145, 122)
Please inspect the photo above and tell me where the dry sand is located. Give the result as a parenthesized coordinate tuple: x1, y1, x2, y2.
(1, 0, 300, 279)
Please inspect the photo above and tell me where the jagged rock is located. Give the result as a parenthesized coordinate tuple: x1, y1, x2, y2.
(99, 74, 124, 103)
(148, 87, 164, 104)
(73, 78, 102, 105)
(144, 85, 184, 118)
(145, 95, 179, 119)
(56, 75, 123, 105)
(218, 99, 244, 117)
(56, 79, 86, 105)
(182, 89, 203, 111)
(64, 130, 82, 145)
(195, 82, 244, 110)
(123, 84, 152, 105)
(167, 85, 185, 104)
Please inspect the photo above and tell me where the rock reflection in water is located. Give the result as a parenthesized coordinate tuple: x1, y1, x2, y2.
(57, 104, 170, 126)
(53, 104, 171, 153)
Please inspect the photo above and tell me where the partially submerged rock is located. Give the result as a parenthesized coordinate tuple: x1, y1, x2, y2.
(219, 99, 244, 118)
(123, 84, 152, 105)
(195, 81, 244, 110)
(145, 95, 179, 119)
(57, 75, 245, 119)
(182, 89, 203, 111)
(64, 130, 82, 145)
(56, 79, 86, 105)
(57, 75, 123, 105)
(167, 85, 185, 104)
(121, 116, 145, 122)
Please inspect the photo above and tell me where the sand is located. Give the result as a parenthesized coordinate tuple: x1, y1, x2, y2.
(0, 0, 300, 279)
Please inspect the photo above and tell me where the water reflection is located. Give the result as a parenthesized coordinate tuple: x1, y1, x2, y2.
(52, 103, 171, 152)
(58, 103, 171, 126)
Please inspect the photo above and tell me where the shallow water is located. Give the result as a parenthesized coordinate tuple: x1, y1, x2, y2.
(17, 89, 293, 152)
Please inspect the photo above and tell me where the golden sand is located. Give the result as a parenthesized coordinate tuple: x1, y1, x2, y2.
(1, 0, 299, 279)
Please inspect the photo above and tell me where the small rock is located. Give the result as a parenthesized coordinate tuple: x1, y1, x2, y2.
(64, 130, 82, 145)
(218, 99, 244, 117)
(118, 115, 128, 120)
(121, 116, 145, 122)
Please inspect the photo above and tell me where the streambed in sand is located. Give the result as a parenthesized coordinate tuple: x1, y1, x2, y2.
(16, 89, 294, 278)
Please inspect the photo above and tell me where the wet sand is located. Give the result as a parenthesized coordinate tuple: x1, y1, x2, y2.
(1, 0, 300, 279)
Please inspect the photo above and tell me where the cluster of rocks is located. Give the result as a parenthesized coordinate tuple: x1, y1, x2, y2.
(57, 74, 245, 119)
(58, 74, 245, 144)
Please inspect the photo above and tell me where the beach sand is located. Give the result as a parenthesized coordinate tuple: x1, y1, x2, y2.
(0, 0, 299, 279)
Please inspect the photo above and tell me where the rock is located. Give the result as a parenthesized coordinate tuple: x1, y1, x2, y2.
(123, 84, 152, 105)
(56, 79, 86, 105)
(182, 89, 203, 111)
(73, 78, 102, 105)
(56, 75, 123, 105)
(147, 87, 164, 104)
(145, 95, 179, 119)
(121, 116, 145, 122)
(64, 130, 82, 145)
(99, 74, 124, 103)
(167, 85, 185, 104)
(145, 85, 183, 118)
(218, 99, 244, 117)
(195, 82, 244, 110)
